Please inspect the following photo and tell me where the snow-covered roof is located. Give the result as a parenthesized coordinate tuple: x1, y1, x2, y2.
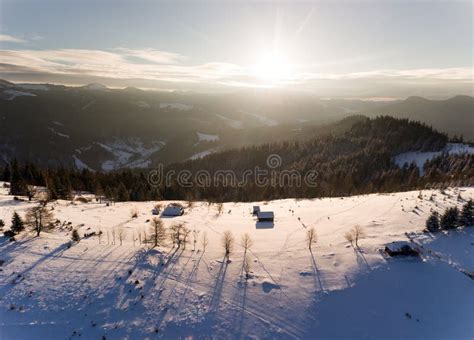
(162, 205, 183, 216)
(257, 211, 274, 219)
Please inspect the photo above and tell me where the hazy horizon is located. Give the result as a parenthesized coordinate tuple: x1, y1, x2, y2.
(0, 0, 472, 98)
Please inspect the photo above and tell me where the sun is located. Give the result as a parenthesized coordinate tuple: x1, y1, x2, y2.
(253, 51, 292, 85)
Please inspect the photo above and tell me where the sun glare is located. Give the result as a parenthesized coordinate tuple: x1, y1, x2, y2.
(253, 51, 292, 85)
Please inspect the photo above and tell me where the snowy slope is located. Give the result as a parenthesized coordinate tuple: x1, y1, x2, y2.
(394, 143, 474, 175)
(0, 186, 473, 339)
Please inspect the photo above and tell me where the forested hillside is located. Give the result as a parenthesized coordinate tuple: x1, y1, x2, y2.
(3, 117, 472, 202)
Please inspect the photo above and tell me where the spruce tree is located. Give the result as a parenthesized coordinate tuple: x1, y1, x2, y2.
(461, 199, 473, 227)
(117, 183, 130, 201)
(11, 212, 25, 234)
(9, 160, 26, 196)
(426, 211, 440, 232)
(440, 207, 460, 230)
(2, 164, 10, 182)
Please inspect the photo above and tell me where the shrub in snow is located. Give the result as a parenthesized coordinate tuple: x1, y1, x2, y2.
(4, 230, 16, 238)
(72, 230, 80, 242)
(130, 207, 139, 218)
(0, 219, 4, 230)
(461, 199, 473, 227)
(426, 211, 440, 232)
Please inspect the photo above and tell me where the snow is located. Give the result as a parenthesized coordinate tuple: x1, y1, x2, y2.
(189, 148, 218, 160)
(0, 186, 473, 339)
(240, 111, 278, 127)
(3, 90, 37, 100)
(196, 132, 219, 143)
(394, 143, 474, 175)
(214, 114, 244, 129)
(16, 84, 50, 91)
(83, 83, 108, 91)
(48, 127, 70, 139)
(97, 139, 165, 171)
(72, 155, 93, 171)
(159, 103, 193, 111)
(132, 100, 151, 109)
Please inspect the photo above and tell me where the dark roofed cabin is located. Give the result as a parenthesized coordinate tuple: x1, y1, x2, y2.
(384, 241, 419, 257)
(257, 211, 274, 222)
(252, 206, 260, 215)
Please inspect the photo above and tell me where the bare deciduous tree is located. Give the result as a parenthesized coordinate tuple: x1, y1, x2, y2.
(112, 229, 116, 245)
(25, 185, 37, 201)
(306, 227, 317, 251)
(201, 231, 209, 252)
(118, 227, 126, 246)
(241, 233, 253, 255)
(169, 223, 190, 249)
(243, 254, 252, 280)
(222, 230, 234, 258)
(192, 229, 200, 251)
(216, 203, 224, 215)
(345, 225, 365, 248)
(25, 204, 54, 236)
(150, 218, 166, 247)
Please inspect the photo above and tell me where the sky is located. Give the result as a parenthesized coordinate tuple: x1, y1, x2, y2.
(0, 0, 472, 98)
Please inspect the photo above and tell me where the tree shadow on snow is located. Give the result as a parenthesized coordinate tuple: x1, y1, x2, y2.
(310, 249, 325, 292)
(208, 256, 229, 314)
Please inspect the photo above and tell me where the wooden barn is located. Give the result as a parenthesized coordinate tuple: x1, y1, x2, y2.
(257, 211, 274, 222)
(384, 241, 420, 257)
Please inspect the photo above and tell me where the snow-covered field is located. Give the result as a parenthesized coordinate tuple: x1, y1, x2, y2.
(0, 185, 473, 339)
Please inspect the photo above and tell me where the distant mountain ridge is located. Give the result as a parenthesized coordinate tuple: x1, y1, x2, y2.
(0, 79, 472, 170)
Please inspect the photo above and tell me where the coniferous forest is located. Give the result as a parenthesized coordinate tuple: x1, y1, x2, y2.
(3, 117, 473, 202)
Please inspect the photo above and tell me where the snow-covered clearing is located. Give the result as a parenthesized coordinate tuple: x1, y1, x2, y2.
(97, 139, 165, 171)
(3, 90, 36, 100)
(196, 132, 219, 143)
(215, 114, 244, 129)
(394, 143, 474, 175)
(16, 84, 50, 91)
(0, 186, 473, 339)
(159, 103, 193, 111)
(240, 111, 278, 127)
(72, 155, 93, 172)
(189, 148, 219, 160)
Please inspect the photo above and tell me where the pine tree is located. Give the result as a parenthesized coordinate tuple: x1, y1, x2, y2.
(9, 160, 26, 196)
(426, 211, 440, 232)
(11, 212, 25, 234)
(2, 164, 10, 182)
(461, 199, 473, 227)
(117, 183, 130, 202)
(440, 207, 460, 230)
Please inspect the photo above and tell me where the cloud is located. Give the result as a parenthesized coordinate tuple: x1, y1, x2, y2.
(117, 48, 184, 64)
(0, 47, 472, 97)
(0, 34, 26, 43)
